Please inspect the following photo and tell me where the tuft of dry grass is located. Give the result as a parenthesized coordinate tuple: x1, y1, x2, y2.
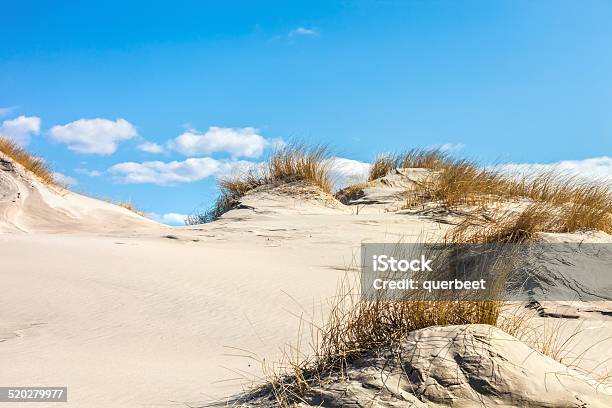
(368, 154, 398, 181)
(373, 150, 612, 236)
(334, 182, 368, 205)
(267, 145, 333, 193)
(368, 149, 449, 181)
(188, 144, 333, 224)
(449, 204, 554, 243)
(364, 149, 612, 236)
(449, 198, 612, 244)
(0, 137, 55, 185)
(252, 299, 504, 406)
(247, 243, 510, 406)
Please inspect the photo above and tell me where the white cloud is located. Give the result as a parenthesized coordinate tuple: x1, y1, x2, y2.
(52, 172, 78, 187)
(328, 157, 371, 189)
(137, 141, 164, 154)
(49, 118, 137, 155)
(109, 156, 263, 185)
(288, 27, 318, 37)
(168, 126, 274, 158)
(110, 157, 221, 184)
(0, 115, 41, 146)
(146, 212, 188, 226)
(491, 156, 612, 183)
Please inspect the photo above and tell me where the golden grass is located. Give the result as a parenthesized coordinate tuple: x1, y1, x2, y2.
(420, 165, 611, 221)
(233, 147, 612, 405)
(259, 300, 503, 406)
(334, 182, 368, 205)
(363, 148, 612, 236)
(268, 145, 333, 193)
(368, 149, 448, 181)
(370, 150, 612, 236)
(188, 144, 333, 224)
(253, 256, 609, 406)
(449, 199, 612, 244)
(449, 204, 552, 243)
(0, 137, 55, 185)
(368, 154, 398, 181)
(249, 242, 509, 406)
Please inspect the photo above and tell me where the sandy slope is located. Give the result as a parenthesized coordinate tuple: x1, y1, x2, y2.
(0, 152, 157, 234)
(1, 158, 611, 407)
(0, 162, 445, 407)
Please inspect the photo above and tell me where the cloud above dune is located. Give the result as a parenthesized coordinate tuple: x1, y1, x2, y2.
(109, 157, 260, 185)
(0, 115, 41, 146)
(168, 126, 280, 158)
(328, 157, 371, 188)
(492, 156, 612, 183)
(49, 118, 137, 155)
(110, 158, 221, 184)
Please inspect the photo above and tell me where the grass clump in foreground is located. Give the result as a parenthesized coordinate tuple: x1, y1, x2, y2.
(248, 243, 608, 407)
(260, 301, 503, 406)
(0, 137, 55, 185)
(187, 145, 332, 224)
(248, 244, 510, 407)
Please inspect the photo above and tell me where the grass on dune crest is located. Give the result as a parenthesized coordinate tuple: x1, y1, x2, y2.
(368, 148, 449, 181)
(449, 199, 612, 244)
(0, 137, 56, 185)
(187, 144, 332, 224)
(363, 147, 612, 236)
(366, 149, 612, 236)
(425, 166, 612, 214)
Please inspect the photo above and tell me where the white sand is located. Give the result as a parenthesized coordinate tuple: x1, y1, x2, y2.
(1, 156, 611, 407)
(0, 159, 445, 406)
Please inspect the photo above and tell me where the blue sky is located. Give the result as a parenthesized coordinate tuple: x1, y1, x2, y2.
(1, 0, 611, 224)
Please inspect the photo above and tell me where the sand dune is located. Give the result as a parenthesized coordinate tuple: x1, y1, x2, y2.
(0, 151, 158, 234)
(241, 325, 612, 407)
(1, 152, 611, 407)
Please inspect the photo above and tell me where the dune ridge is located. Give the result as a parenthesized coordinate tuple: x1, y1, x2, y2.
(1, 148, 611, 407)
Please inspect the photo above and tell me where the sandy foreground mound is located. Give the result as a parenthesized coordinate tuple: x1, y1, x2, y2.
(0, 151, 157, 233)
(240, 325, 612, 407)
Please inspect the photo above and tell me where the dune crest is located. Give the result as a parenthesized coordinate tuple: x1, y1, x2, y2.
(0, 151, 158, 233)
